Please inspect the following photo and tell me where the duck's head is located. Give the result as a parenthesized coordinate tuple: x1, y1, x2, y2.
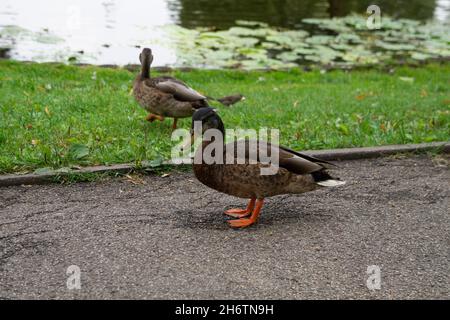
(190, 108, 225, 146)
(139, 48, 154, 66)
(191, 107, 224, 134)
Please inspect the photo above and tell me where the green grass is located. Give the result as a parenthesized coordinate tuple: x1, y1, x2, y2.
(0, 60, 449, 174)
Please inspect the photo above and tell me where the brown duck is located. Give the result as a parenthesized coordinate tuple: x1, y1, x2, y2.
(133, 48, 245, 130)
(191, 108, 346, 228)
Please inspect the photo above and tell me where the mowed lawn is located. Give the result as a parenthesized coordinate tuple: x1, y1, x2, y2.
(0, 60, 449, 174)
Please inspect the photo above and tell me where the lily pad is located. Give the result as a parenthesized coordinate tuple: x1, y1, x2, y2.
(411, 52, 433, 60)
(305, 35, 334, 45)
(235, 20, 269, 28)
(375, 40, 416, 51)
(228, 27, 274, 38)
(162, 15, 450, 70)
(277, 51, 300, 62)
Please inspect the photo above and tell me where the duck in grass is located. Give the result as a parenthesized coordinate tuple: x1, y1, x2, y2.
(190, 108, 346, 229)
(133, 48, 245, 130)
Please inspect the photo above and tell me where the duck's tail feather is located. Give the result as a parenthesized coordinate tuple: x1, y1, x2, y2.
(316, 179, 346, 187)
(206, 94, 245, 107)
(312, 170, 346, 187)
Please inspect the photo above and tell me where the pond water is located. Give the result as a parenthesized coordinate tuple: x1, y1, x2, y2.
(0, 0, 449, 66)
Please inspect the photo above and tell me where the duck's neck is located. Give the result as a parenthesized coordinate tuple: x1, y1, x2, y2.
(140, 58, 151, 79)
(200, 127, 226, 159)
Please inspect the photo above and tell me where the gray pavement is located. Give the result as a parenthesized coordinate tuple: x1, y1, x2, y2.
(0, 155, 449, 299)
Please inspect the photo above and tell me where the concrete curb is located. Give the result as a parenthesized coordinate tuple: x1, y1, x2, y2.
(302, 141, 450, 161)
(0, 142, 448, 187)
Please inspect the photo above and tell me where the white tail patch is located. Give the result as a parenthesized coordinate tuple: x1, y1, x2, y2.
(317, 179, 346, 187)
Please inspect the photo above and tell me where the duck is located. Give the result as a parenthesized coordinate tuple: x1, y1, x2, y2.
(190, 107, 346, 228)
(133, 48, 245, 130)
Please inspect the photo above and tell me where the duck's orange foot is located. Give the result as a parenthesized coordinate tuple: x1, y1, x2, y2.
(224, 208, 251, 218)
(227, 218, 256, 228)
(145, 113, 165, 122)
(224, 198, 255, 218)
(225, 198, 264, 229)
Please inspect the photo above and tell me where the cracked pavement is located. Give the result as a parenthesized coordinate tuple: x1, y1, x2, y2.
(0, 155, 449, 299)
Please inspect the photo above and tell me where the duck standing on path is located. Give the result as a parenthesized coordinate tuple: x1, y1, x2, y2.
(133, 48, 244, 130)
(191, 107, 346, 229)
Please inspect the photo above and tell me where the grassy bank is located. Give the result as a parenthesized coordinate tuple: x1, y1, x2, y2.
(0, 60, 449, 174)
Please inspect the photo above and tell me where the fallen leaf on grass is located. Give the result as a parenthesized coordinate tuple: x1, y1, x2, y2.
(353, 113, 364, 123)
(124, 174, 147, 185)
(355, 91, 374, 101)
(34, 167, 54, 175)
(69, 144, 89, 160)
(355, 94, 367, 101)
(432, 156, 449, 168)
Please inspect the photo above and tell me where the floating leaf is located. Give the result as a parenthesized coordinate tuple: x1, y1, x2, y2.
(336, 33, 362, 44)
(302, 18, 326, 25)
(228, 27, 273, 38)
(375, 40, 416, 51)
(235, 20, 269, 28)
(276, 51, 299, 62)
(305, 35, 334, 45)
(161, 15, 450, 70)
(411, 52, 433, 60)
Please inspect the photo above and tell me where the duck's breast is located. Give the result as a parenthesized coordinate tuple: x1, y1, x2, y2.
(193, 162, 297, 199)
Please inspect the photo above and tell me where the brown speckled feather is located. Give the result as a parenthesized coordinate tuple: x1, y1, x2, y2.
(133, 75, 208, 118)
(193, 139, 332, 199)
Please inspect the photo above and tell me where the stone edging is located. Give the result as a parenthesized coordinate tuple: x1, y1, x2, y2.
(0, 142, 448, 187)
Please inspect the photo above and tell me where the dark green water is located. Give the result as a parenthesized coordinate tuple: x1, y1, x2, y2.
(169, 0, 447, 29)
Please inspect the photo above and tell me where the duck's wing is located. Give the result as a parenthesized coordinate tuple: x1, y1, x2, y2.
(152, 76, 206, 102)
(277, 145, 335, 174)
(278, 145, 336, 169)
(227, 140, 334, 175)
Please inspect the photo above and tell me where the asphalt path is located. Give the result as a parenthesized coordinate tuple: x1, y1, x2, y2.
(0, 155, 448, 299)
